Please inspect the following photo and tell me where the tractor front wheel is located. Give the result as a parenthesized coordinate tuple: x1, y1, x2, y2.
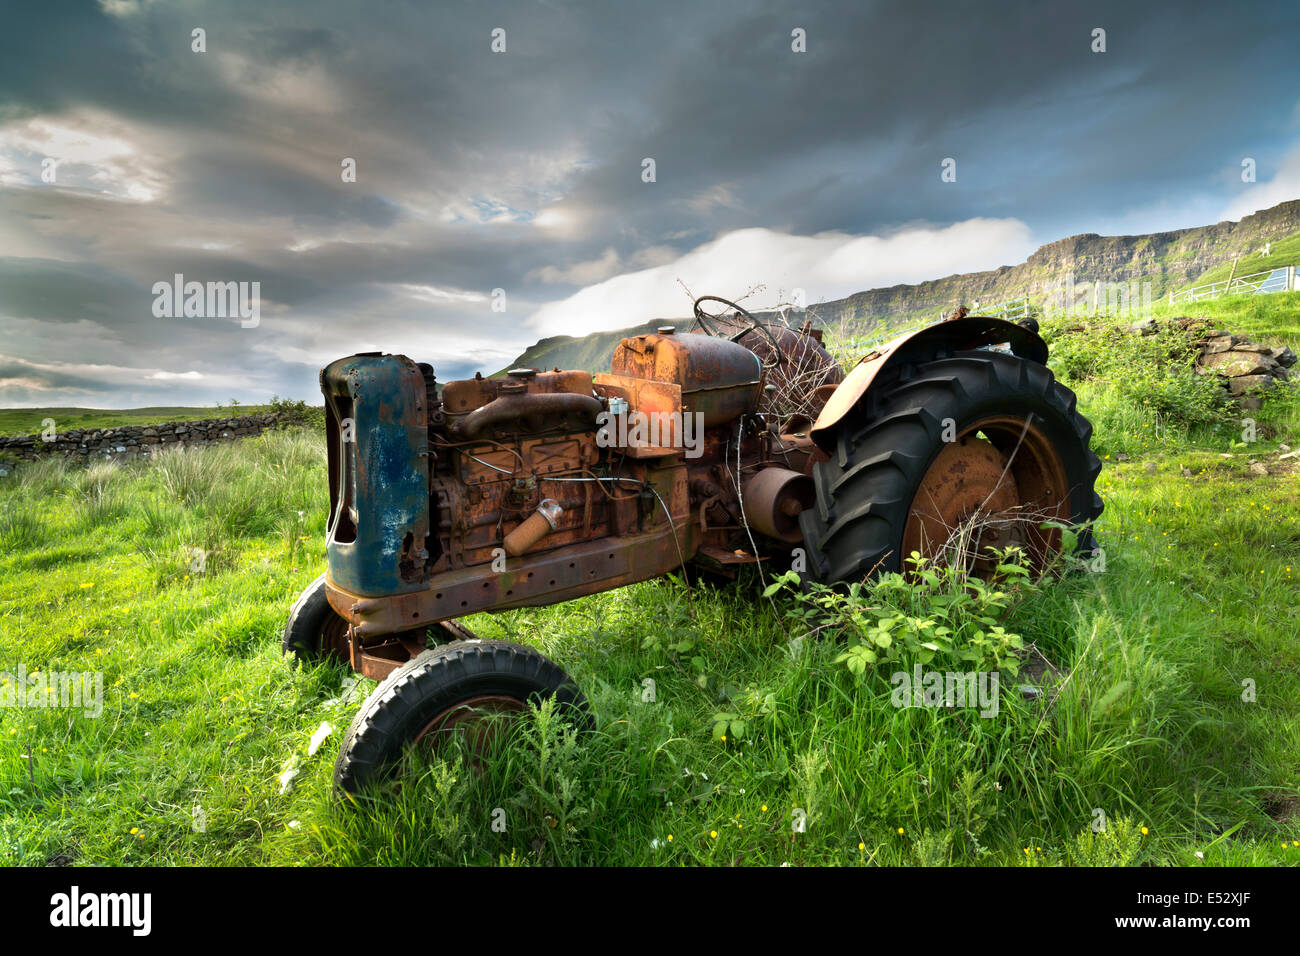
(283, 574, 479, 665)
(282, 573, 351, 664)
(333, 639, 590, 795)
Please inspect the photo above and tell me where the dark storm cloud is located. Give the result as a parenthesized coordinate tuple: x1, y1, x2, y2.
(1, 0, 1298, 406)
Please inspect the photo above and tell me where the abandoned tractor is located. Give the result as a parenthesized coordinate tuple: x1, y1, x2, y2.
(283, 298, 1103, 793)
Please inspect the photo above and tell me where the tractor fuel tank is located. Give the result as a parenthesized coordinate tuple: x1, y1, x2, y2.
(610, 330, 762, 427)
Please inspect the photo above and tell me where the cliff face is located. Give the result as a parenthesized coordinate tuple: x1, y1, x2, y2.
(820, 199, 1300, 328)
(507, 199, 1300, 372)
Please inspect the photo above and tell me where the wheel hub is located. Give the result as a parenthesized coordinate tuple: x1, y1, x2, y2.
(902, 415, 1070, 574)
(412, 695, 528, 760)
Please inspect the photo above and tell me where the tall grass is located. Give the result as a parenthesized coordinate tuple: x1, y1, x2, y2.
(0, 394, 1296, 867)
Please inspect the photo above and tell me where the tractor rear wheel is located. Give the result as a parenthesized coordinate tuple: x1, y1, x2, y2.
(334, 639, 590, 794)
(798, 349, 1102, 582)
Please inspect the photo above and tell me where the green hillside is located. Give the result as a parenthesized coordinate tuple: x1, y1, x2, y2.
(1176, 231, 1300, 289)
(497, 318, 693, 376)
(1152, 289, 1300, 342)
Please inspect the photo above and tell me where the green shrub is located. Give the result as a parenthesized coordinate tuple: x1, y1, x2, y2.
(764, 550, 1039, 679)
(1042, 319, 1226, 432)
(267, 395, 325, 431)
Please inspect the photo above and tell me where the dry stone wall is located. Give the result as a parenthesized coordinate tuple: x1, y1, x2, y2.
(0, 412, 289, 465)
(1128, 316, 1297, 409)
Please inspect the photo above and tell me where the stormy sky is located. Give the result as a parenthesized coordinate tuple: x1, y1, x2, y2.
(2, 0, 1298, 408)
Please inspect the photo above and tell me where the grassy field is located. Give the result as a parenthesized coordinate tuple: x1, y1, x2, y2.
(1, 310, 1298, 866)
(0, 405, 277, 438)
(1174, 234, 1300, 290)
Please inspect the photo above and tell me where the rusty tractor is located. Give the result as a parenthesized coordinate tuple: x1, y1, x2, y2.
(283, 297, 1102, 793)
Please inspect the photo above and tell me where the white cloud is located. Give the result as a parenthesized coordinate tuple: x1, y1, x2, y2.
(212, 52, 348, 116)
(0, 110, 169, 201)
(527, 248, 622, 285)
(399, 283, 488, 304)
(96, 0, 157, 16)
(1219, 144, 1300, 223)
(527, 244, 682, 285)
(526, 218, 1038, 336)
(682, 183, 740, 214)
(0, 353, 250, 389)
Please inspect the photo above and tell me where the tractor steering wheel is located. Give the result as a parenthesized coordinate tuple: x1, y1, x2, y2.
(691, 295, 784, 360)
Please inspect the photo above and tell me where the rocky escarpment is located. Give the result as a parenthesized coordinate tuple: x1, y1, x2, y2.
(0, 412, 289, 467)
(817, 200, 1300, 328)
(506, 200, 1300, 371)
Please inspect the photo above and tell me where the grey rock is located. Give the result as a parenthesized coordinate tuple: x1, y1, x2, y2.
(1228, 374, 1275, 395)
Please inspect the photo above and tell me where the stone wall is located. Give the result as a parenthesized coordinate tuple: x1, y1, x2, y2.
(0, 412, 290, 464)
(1129, 316, 1297, 410)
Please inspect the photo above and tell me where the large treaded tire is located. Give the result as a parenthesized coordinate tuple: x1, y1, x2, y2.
(798, 349, 1103, 583)
(334, 639, 590, 794)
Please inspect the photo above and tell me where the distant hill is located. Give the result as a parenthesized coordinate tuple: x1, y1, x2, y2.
(496, 318, 693, 376)
(504, 199, 1300, 374)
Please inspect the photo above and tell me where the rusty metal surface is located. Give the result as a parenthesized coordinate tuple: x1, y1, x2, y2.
(734, 324, 844, 418)
(741, 467, 813, 543)
(810, 317, 1049, 451)
(326, 516, 698, 638)
(318, 613, 352, 665)
(901, 415, 1069, 572)
(442, 369, 595, 415)
(611, 331, 762, 427)
(412, 695, 528, 758)
(592, 373, 685, 457)
(502, 499, 563, 556)
(451, 391, 601, 440)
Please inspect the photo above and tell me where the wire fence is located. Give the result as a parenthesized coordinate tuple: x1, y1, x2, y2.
(1169, 265, 1296, 305)
(937, 296, 1029, 323)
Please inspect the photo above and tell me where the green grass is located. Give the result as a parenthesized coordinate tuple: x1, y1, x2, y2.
(2, 306, 1300, 865)
(1150, 289, 1300, 344)
(0, 405, 276, 438)
(1176, 233, 1300, 291)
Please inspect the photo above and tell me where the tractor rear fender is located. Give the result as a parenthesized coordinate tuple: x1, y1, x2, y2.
(809, 316, 1048, 453)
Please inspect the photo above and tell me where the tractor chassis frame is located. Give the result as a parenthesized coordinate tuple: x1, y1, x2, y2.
(326, 521, 698, 681)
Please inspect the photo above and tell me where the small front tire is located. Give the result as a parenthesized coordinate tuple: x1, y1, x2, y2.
(333, 639, 590, 795)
